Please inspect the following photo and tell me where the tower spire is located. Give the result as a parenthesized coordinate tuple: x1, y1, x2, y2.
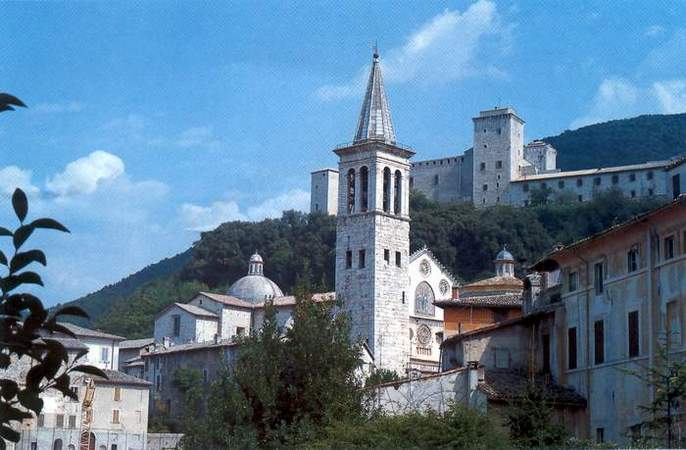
(353, 49, 396, 145)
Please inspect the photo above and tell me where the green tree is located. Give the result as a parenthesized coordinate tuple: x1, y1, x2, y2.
(505, 384, 568, 447)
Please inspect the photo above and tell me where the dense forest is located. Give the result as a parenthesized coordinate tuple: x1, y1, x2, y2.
(544, 113, 686, 171)
(85, 190, 664, 338)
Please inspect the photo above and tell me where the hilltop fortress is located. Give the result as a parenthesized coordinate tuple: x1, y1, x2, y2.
(311, 87, 685, 213)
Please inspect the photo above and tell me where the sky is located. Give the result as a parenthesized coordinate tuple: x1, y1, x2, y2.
(1, 1, 686, 306)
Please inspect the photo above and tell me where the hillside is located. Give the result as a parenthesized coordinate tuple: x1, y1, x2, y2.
(53, 249, 192, 328)
(86, 190, 664, 338)
(543, 113, 686, 171)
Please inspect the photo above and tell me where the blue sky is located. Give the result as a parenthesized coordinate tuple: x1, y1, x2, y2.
(1, 1, 685, 305)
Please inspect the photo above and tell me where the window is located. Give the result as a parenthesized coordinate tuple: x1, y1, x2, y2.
(114, 387, 121, 401)
(558, 180, 564, 189)
(629, 173, 636, 182)
(68, 415, 76, 428)
(358, 249, 366, 269)
(629, 310, 640, 358)
(523, 183, 529, 192)
(594, 262, 604, 294)
(37, 414, 45, 427)
(494, 348, 510, 368)
(69, 386, 78, 400)
(627, 247, 639, 272)
(433, 174, 439, 185)
(540, 182, 547, 189)
(31, 443, 37, 450)
(111, 445, 117, 450)
(383, 249, 390, 264)
(56, 414, 64, 428)
(667, 301, 681, 348)
(53, 440, 63, 450)
(395, 251, 401, 268)
(568, 271, 578, 292)
(578, 195, 583, 202)
(568, 327, 577, 370)
(409, 176, 414, 188)
(236, 327, 245, 337)
(480, 162, 486, 171)
(673, 173, 681, 199)
(611, 174, 619, 184)
(359, 166, 369, 212)
(594, 320, 605, 364)
(394, 170, 402, 215)
(483, 184, 488, 191)
(631, 190, 636, 198)
(542, 334, 551, 374)
(648, 188, 654, 196)
(346, 168, 355, 214)
(382, 168, 391, 213)
(101, 347, 110, 363)
(495, 160, 503, 169)
(576, 178, 583, 187)
(203, 368, 208, 384)
(647, 171, 654, 180)
(112, 410, 120, 424)
(156, 374, 162, 392)
(172, 315, 180, 337)
(345, 250, 352, 269)
(414, 282, 435, 316)
(594, 177, 601, 186)
(665, 236, 675, 260)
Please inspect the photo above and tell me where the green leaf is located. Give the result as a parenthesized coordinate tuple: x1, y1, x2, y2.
(17, 389, 43, 414)
(45, 322, 77, 338)
(0, 227, 12, 237)
(0, 380, 18, 400)
(12, 224, 33, 250)
(25, 364, 46, 388)
(29, 218, 70, 233)
(0, 93, 26, 108)
(71, 364, 108, 379)
(11, 188, 28, 223)
(0, 425, 20, 443)
(9, 249, 46, 273)
(53, 305, 89, 319)
(2, 271, 44, 292)
(0, 250, 7, 266)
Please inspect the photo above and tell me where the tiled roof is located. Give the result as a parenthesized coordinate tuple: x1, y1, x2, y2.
(197, 292, 255, 309)
(436, 294, 522, 309)
(461, 275, 522, 290)
(514, 159, 669, 182)
(175, 302, 218, 319)
(58, 322, 125, 341)
(441, 316, 527, 348)
(119, 337, 154, 349)
(90, 369, 151, 387)
(142, 339, 239, 356)
(479, 369, 586, 407)
(199, 291, 336, 309)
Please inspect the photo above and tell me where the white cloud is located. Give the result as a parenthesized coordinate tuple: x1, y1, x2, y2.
(33, 102, 83, 113)
(653, 80, 686, 114)
(46, 150, 125, 197)
(316, 0, 509, 100)
(644, 25, 665, 37)
(0, 166, 39, 196)
(180, 189, 310, 232)
(175, 126, 221, 149)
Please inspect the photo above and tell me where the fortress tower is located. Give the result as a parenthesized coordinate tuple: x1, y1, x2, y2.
(472, 108, 525, 206)
(334, 50, 413, 374)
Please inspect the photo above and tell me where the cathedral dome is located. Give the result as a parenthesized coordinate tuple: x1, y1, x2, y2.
(495, 247, 514, 262)
(227, 252, 284, 304)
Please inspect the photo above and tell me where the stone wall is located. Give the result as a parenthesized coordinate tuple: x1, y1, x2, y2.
(310, 168, 339, 215)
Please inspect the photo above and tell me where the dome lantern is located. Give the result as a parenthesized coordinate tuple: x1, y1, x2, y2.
(227, 252, 283, 304)
(495, 246, 515, 277)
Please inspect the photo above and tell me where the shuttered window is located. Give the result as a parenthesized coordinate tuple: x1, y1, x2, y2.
(628, 311, 640, 358)
(594, 320, 605, 364)
(568, 327, 577, 370)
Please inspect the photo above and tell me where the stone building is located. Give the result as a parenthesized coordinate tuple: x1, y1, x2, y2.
(436, 248, 523, 340)
(119, 338, 154, 380)
(440, 195, 686, 444)
(9, 324, 150, 450)
(311, 97, 686, 211)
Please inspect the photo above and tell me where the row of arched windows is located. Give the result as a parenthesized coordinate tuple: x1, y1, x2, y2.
(346, 166, 403, 215)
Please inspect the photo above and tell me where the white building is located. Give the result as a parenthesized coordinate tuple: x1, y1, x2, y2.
(10, 324, 150, 450)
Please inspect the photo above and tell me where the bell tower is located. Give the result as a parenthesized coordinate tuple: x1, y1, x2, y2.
(334, 50, 414, 374)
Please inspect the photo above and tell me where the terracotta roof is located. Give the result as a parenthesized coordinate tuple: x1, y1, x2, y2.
(119, 337, 154, 349)
(461, 275, 523, 290)
(441, 316, 527, 348)
(479, 369, 586, 407)
(531, 195, 686, 271)
(59, 322, 125, 341)
(513, 159, 670, 182)
(435, 294, 522, 309)
(197, 292, 258, 309)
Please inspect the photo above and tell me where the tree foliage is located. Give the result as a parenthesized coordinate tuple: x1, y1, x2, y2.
(506, 384, 568, 447)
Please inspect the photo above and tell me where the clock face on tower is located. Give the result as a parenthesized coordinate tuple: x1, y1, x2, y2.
(420, 259, 431, 277)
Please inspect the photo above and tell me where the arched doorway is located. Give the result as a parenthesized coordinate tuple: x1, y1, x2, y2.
(53, 438, 63, 450)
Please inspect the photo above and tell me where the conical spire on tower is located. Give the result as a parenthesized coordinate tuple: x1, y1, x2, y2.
(353, 49, 397, 145)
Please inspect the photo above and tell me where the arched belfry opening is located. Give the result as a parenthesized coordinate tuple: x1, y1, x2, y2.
(347, 168, 356, 214)
(394, 170, 402, 215)
(383, 167, 391, 212)
(360, 166, 369, 212)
